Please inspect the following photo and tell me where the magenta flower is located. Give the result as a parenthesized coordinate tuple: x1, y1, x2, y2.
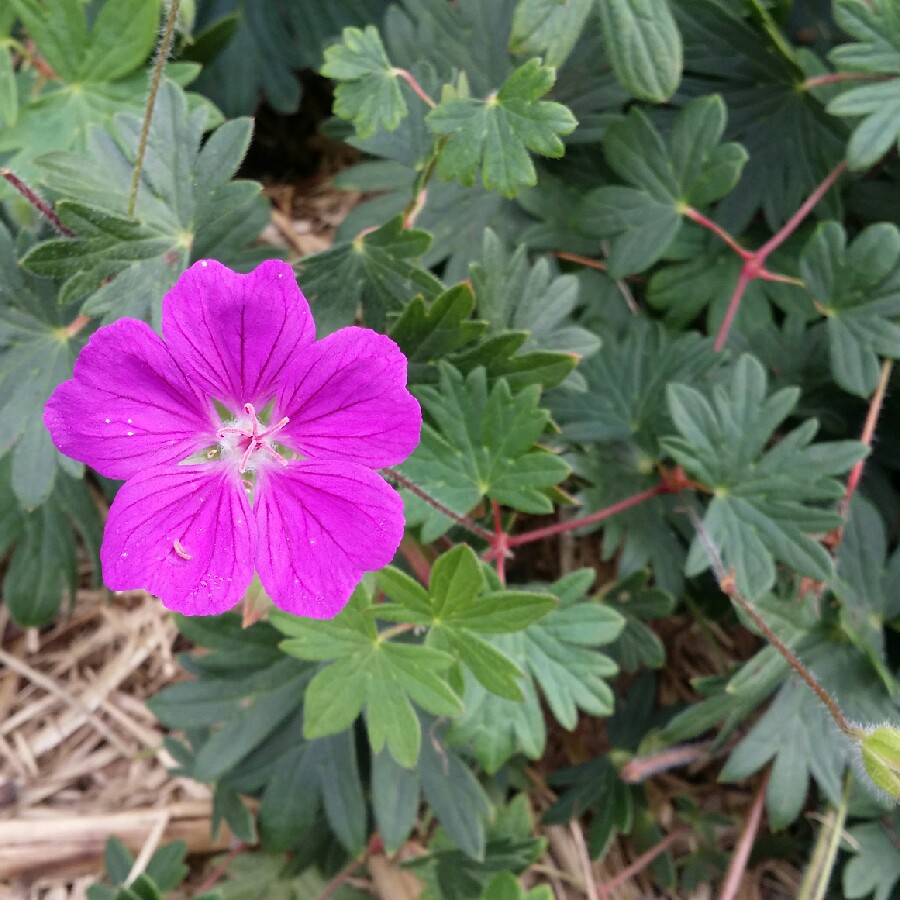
(44, 260, 421, 618)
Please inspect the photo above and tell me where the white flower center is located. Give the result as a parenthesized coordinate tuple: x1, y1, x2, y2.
(217, 402, 290, 473)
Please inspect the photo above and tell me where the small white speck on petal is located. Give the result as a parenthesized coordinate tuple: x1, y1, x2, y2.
(127, 431, 134, 436)
(127, 418, 132, 424)
(201, 261, 208, 267)
(104, 418, 110, 423)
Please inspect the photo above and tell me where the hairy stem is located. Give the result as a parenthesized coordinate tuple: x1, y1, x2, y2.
(381, 467, 495, 542)
(2, 169, 74, 236)
(685, 505, 855, 737)
(128, 0, 181, 218)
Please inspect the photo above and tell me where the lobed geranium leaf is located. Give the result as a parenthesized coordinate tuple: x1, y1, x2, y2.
(297, 215, 443, 335)
(596, 0, 682, 102)
(720, 631, 899, 828)
(842, 811, 900, 900)
(275, 589, 462, 767)
(194, 0, 389, 117)
(673, 0, 844, 232)
(0, 222, 89, 509)
(377, 546, 556, 700)
(398, 364, 570, 541)
(801, 221, 900, 397)
(663, 354, 865, 600)
(450, 571, 623, 772)
(0, 463, 102, 626)
(21, 82, 267, 326)
(548, 319, 719, 593)
(469, 228, 600, 377)
(827, 0, 900, 170)
(508, 0, 594, 69)
(322, 24, 408, 139)
(426, 58, 577, 198)
(576, 95, 746, 276)
(601, 571, 676, 673)
(0, 2, 215, 192)
(403, 794, 545, 894)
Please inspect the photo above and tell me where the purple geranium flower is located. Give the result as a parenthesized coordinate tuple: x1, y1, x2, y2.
(44, 259, 421, 618)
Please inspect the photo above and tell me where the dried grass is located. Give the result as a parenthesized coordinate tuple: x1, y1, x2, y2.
(0, 589, 232, 897)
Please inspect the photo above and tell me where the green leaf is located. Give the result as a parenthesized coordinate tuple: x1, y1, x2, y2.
(371, 749, 419, 853)
(663, 355, 865, 600)
(23, 83, 266, 326)
(602, 571, 676, 673)
(104, 837, 134, 885)
(2, 465, 102, 626)
(721, 632, 899, 828)
(258, 731, 367, 855)
(192, 0, 388, 117)
(78, 0, 161, 82)
(674, 0, 844, 231)
(469, 229, 601, 371)
(859, 725, 900, 800)
(508, 0, 594, 68)
(596, 0, 682, 102)
(451, 572, 624, 772)
(404, 794, 545, 897)
(426, 58, 577, 198)
(801, 221, 900, 396)
(418, 724, 494, 860)
(389, 282, 577, 391)
(322, 25, 408, 139)
(827, 0, 900, 170)
(842, 811, 900, 900)
(296, 215, 443, 334)
(577, 95, 746, 276)
(275, 591, 461, 767)
(378, 546, 556, 700)
(399, 365, 570, 540)
(1, 0, 208, 189)
(548, 319, 718, 593)
(144, 841, 188, 893)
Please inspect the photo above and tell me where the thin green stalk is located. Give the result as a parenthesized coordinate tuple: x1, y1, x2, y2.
(797, 775, 852, 900)
(128, 0, 180, 218)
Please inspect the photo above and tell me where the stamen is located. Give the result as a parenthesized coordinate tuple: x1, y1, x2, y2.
(173, 539, 192, 560)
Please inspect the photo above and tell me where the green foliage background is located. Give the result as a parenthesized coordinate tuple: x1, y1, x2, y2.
(2, 0, 900, 897)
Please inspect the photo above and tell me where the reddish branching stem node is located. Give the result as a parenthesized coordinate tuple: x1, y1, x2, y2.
(684, 160, 847, 351)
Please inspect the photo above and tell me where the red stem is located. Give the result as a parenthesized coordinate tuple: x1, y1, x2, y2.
(682, 207, 751, 259)
(399, 536, 433, 585)
(717, 769, 770, 900)
(757, 160, 847, 260)
(2, 168, 74, 236)
(505, 483, 668, 550)
(491, 500, 507, 584)
(392, 67, 437, 108)
(840, 359, 892, 520)
(597, 829, 688, 899)
(711, 160, 847, 350)
(713, 266, 754, 353)
(803, 72, 892, 91)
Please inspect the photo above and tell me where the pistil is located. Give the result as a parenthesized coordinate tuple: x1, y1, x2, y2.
(217, 402, 290, 473)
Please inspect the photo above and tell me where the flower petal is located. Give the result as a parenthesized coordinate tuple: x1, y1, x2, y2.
(44, 318, 214, 480)
(255, 461, 405, 618)
(162, 259, 315, 410)
(102, 463, 257, 615)
(276, 327, 421, 468)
